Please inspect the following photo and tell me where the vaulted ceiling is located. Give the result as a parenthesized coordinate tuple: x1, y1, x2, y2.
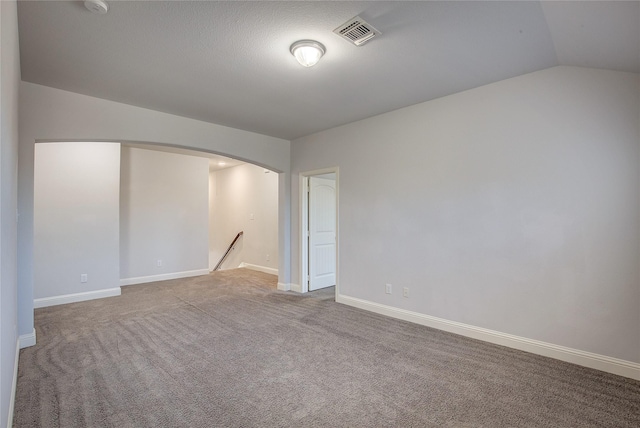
(17, 1, 640, 140)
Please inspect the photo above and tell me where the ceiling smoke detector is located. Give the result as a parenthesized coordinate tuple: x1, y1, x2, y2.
(84, 0, 109, 15)
(333, 16, 381, 46)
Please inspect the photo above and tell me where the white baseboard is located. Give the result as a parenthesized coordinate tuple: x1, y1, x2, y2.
(8, 338, 19, 428)
(238, 262, 278, 276)
(9, 330, 38, 427)
(277, 282, 291, 291)
(290, 283, 303, 293)
(337, 294, 640, 381)
(120, 269, 209, 286)
(19, 328, 36, 349)
(34, 287, 121, 309)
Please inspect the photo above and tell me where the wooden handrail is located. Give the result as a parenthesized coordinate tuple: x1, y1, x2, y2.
(214, 231, 243, 271)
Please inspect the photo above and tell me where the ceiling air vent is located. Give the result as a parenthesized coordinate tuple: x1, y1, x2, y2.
(333, 16, 381, 46)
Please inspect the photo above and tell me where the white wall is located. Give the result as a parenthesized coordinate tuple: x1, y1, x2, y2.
(34, 143, 121, 300)
(1, 1, 21, 426)
(120, 147, 209, 281)
(291, 66, 640, 365)
(208, 170, 217, 268)
(18, 82, 290, 343)
(209, 164, 278, 272)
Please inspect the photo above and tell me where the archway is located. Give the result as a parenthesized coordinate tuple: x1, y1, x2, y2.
(17, 82, 292, 345)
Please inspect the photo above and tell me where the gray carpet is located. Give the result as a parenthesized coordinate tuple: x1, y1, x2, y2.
(14, 268, 639, 427)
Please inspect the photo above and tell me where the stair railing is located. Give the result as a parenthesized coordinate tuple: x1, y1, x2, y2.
(213, 231, 243, 271)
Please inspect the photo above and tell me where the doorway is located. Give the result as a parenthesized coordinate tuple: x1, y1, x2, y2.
(300, 169, 339, 294)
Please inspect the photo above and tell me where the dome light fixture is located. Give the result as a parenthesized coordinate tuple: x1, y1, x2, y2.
(290, 40, 326, 67)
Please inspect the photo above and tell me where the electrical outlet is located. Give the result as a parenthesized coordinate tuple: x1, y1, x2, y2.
(80, 274, 88, 283)
(157, 259, 162, 267)
(385, 283, 392, 294)
(266, 254, 270, 261)
(403, 287, 409, 298)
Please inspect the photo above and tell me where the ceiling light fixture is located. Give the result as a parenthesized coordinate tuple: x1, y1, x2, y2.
(84, 0, 109, 14)
(290, 40, 325, 67)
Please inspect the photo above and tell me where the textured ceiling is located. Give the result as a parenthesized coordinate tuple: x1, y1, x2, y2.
(17, 1, 640, 140)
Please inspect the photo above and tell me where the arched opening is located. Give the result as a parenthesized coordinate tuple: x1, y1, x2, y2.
(16, 82, 292, 345)
(31, 140, 282, 307)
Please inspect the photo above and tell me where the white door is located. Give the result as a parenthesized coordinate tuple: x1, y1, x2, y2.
(308, 176, 336, 291)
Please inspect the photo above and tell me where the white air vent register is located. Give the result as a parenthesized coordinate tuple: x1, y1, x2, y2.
(333, 16, 381, 46)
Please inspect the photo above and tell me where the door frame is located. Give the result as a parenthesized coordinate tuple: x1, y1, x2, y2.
(299, 167, 339, 296)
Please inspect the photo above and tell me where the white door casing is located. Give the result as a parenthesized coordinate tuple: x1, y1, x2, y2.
(308, 176, 336, 291)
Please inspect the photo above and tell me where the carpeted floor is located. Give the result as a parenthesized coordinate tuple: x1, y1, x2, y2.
(14, 268, 640, 427)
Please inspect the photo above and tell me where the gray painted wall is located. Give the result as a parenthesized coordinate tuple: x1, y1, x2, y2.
(292, 66, 640, 363)
(120, 147, 209, 280)
(0, 1, 20, 427)
(34, 143, 121, 300)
